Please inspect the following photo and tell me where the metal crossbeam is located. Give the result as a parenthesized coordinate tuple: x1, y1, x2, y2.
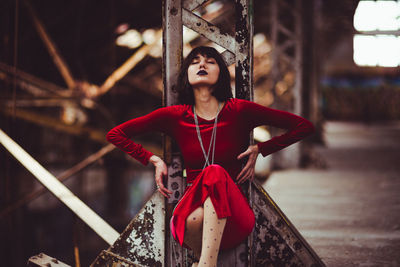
(182, 8, 236, 52)
(269, 0, 303, 168)
(183, 0, 208, 11)
(88, 0, 325, 266)
(0, 129, 119, 245)
(0, 144, 115, 218)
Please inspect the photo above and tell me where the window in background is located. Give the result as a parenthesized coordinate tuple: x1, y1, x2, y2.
(353, 0, 400, 67)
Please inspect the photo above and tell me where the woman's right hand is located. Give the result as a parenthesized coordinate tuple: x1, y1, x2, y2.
(149, 155, 172, 198)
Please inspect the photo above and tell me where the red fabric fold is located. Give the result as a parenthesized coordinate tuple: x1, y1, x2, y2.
(170, 164, 255, 250)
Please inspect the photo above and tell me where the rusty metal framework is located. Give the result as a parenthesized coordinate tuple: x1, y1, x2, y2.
(0, 0, 324, 266)
(269, 0, 304, 168)
(0, 129, 119, 245)
(90, 0, 325, 266)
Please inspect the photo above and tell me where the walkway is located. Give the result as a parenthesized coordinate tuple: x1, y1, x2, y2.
(263, 121, 400, 267)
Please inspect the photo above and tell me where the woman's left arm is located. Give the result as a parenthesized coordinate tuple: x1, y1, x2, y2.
(236, 99, 316, 183)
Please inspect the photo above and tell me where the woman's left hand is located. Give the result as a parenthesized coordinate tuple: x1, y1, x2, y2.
(236, 144, 259, 184)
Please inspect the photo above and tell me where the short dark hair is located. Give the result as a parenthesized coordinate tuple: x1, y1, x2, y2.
(177, 46, 233, 105)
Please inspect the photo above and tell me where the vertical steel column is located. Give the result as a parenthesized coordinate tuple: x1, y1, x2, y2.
(235, 0, 254, 102)
(269, 0, 303, 168)
(162, 1, 185, 266)
(90, 1, 324, 266)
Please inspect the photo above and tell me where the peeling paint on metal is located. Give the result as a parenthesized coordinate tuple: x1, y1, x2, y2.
(91, 193, 165, 267)
(167, 155, 184, 204)
(91, 250, 139, 267)
(250, 182, 326, 266)
(182, 9, 235, 53)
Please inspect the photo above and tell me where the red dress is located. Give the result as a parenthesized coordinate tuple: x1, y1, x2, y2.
(106, 98, 315, 249)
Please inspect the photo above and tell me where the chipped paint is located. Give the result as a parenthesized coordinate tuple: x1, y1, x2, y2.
(250, 182, 326, 266)
(92, 250, 139, 267)
(167, 155, 184, 204)
(92, 1, 325, 266)
(182, 9, 235, 53)
(90, 193, 165, 267)
(162, 1, 186, 266)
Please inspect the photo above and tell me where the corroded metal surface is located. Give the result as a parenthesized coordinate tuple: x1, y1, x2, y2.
(250, 182, 326, 266)
(182, 9, 235, 53)
(167, 155, 185, 204)
(217, 242, 248, 267)
(88, 0, 325, 266)
(90, 193, 165, 267)
(162, 0, 186, 266)
(183, 0, 209, 11)
(28, 253, 71, 267)
(235, 0, 253, 101)
(269, 0, 303, 168)
(221, 50, 235, 66)
(91, 250, 138, 267)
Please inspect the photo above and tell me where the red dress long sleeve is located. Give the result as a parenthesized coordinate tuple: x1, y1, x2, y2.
(106, 98, 315, 249)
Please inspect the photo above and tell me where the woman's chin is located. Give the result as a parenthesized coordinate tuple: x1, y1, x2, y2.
(190, 80, 218, 88)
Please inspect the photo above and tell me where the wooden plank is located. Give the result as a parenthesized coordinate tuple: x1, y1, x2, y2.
(0, 129, 119, 245)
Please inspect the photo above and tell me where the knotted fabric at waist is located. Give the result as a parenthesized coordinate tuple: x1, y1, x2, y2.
(185, 165, 240, 187)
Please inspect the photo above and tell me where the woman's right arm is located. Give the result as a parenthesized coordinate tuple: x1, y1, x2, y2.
(106, 107, 175, 197)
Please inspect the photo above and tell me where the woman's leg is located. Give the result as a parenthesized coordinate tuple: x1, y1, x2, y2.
(199, 196, 227, 267)
(184, 206, 204, 261)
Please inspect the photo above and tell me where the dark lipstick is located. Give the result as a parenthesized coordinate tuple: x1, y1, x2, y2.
(197, 70, 208, 75)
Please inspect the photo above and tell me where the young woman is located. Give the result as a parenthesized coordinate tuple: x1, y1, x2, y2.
(106, 46, 315, 266)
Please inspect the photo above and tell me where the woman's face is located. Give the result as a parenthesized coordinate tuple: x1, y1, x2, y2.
(187, 54, 220, 88)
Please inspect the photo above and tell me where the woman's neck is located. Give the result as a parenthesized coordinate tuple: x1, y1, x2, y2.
(193, 87, 221, 120)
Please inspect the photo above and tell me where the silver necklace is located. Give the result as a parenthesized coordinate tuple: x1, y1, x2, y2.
(193, 102, 221, 169)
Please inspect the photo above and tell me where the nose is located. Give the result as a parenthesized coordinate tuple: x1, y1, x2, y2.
(199, 59, 207, 69)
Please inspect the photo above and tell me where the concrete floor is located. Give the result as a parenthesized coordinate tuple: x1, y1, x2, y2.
(263, 121, 400, 267)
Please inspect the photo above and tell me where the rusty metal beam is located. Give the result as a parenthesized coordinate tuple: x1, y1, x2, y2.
(183, 0, 208, 11)
(23, 0, 76, 90)
(221, 50, 235, 66)
(91, 250, 139, 267)
(0, 144, 115, 218)
(268, 0, 304, 168)
(3, 98, 76, 107)
(97, 30, 163, 98)
(0, 107, 107, 143)
(182, 8, 235, 53)
(0, 62, 71, 97)
(250, 182, 326, 266)
(163, 0, 185, 266)
(90, 193, 165, 267)
(28, 253, 71, 267)
(0, 129, 119, 245)
(0, 107, 162, 151)
(234, 0, 254, 101)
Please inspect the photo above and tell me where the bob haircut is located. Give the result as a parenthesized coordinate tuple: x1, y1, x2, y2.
(177, 46, 233, 105)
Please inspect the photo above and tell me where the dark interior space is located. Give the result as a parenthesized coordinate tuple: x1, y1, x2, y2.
(1, 0, 399, 266)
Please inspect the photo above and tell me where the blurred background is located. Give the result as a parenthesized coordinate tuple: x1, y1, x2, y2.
(1, 0, 399, 266)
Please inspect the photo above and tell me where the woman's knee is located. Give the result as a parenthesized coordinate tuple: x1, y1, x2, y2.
(186, 207, 204, 232)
